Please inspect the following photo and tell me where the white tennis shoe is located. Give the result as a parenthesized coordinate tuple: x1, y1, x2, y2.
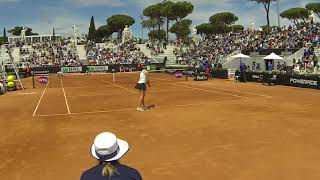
(136, 107, 146, 112)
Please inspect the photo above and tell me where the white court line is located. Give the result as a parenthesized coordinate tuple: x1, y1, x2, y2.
(67, 89, 195, 98)
(60, 79, 71, 114)
(171, 83, 247, 99)
(32, 83, 49, 117)
(33, 97, 269, 117)
(34, 103, 205, 117)
(34, 113, 69, 117)
(64, 85, 114, 89)
(105, 80, 137, 93)
(18, 92, 37, 95)
(67, 92, 131, 98)
(180, 82, 273, 98)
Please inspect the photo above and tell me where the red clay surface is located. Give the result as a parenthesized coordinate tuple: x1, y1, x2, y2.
(0, 72, 320, 180)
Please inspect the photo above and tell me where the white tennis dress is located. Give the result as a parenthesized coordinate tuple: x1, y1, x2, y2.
(138, 70, 147, 84)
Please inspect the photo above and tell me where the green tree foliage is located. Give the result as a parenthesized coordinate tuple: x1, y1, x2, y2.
(143, 3, 165, 32)
(107, 14, 135, 37)
(171, 1, 194, 22)
(210, 24, 232, 34)
(142, 18, 161, 31)
(96, 25, 112, 42)
(162, 0, 176, 41)
(231, 25, 245, 32)
(196, 23, 213, 36)
(88, 16, 96, 41)
(306, 3, 320, 18)
(0, 37, 5, 45)
(280, 8, 309, 26)
(3, 27, 7, 43)
(196, 23, 232, 36)
(196, 11, 241, 36)
(8, 26, 38, 36)
(52, 27, 55, 41)
(169, 19, 192, 40)
(209, 12, 238, 25)
(148, 30, 166, 41)
(143, 1, 194, 41)
(249, 0, 276, 27)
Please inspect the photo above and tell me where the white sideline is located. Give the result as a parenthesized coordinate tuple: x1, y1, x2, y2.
(105, 80, 137, 93)
(32, 83, 49, 117)
(34, 103, 205, 117)
(33, 97, 270, 117)
(171, 83, 247, 99)
(66, 89, 195, 98)
(61, 79, 71, 114)
(180, 82, 273, 98)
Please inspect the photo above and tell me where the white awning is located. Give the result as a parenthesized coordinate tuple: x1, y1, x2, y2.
(263, 52, 284, 60)
(231, 53, 251, 59)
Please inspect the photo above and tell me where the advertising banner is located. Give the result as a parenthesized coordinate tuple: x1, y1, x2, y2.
(148, 65, 157, 71)
(236, 71, 320, 90)
(61, 67, 82, 73)
(87, 66, 108, 72)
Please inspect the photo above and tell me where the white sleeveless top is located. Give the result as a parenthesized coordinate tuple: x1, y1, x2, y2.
(138, 70, 147, 84)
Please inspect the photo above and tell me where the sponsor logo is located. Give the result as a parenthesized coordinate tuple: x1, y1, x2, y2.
(38, 76, 48, 84)
(61, 67, 82, 73)
(175, 71, 183, 78)
(195, 75, 208, 80)
(166, 69, 176, 73)
(252, 75, 260, 79)
(87, 66, 108, 72)
(32, 70, 50, 74)
(290, 78, 318, 86)
(186, 71, 194, 75)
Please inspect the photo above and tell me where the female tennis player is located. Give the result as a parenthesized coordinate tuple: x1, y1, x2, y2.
(135, 66, 150, 111)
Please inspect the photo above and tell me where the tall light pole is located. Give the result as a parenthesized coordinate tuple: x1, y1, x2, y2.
(140, 15, 144, 42)
(276, 0, 280, 27)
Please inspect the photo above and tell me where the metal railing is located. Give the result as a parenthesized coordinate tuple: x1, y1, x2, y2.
(221, 49, 241, 66)
(284, 47, 307, 66)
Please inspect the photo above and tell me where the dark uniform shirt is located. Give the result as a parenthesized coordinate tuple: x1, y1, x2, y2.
(80, 161, 142, 180)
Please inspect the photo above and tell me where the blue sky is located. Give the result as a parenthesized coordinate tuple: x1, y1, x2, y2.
(0, 0, 317, 38)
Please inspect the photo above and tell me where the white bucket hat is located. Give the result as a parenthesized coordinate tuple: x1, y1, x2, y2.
(91, 132, 129, 162)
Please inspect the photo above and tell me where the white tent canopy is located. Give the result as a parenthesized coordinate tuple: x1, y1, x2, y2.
(231, 53, 251, 59)
(263, 52, 284, 60)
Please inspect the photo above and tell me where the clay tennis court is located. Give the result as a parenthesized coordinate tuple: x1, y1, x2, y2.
(0, 72, 320, 180)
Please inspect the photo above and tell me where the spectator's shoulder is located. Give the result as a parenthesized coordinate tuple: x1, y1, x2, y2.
(80, 165, 99, 179)
(117, 164, 143, 180)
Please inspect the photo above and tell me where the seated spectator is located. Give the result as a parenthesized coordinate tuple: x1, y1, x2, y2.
(80, 132, 142, 180)
(293, 64, 300, 73)
(0, 80, 5, 94)
(277, 62, 282, 70)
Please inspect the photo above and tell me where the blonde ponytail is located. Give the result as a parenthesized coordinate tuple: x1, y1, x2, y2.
(101, 162, 119, 178)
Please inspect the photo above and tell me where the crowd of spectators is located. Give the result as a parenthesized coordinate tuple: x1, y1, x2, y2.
(19, 41, 81, 67)
(1, 23, 319, 74)
(176, 34, 237, 66)
(293, 46, 319, 73)
(85, 41, 149, 65)
(175, 24, 320, 71)
(145, 40, 170, 55)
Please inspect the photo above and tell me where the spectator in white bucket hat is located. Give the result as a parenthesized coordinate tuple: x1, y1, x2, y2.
(80, 132, 142, 180)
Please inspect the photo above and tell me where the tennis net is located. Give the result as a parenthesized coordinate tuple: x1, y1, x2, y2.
(109, 69, 188, 84)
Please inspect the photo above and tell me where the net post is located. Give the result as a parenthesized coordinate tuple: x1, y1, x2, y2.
(32, 72, 35, 88)
(185, 68, 188, 81)
(112, 69, 115, 83)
